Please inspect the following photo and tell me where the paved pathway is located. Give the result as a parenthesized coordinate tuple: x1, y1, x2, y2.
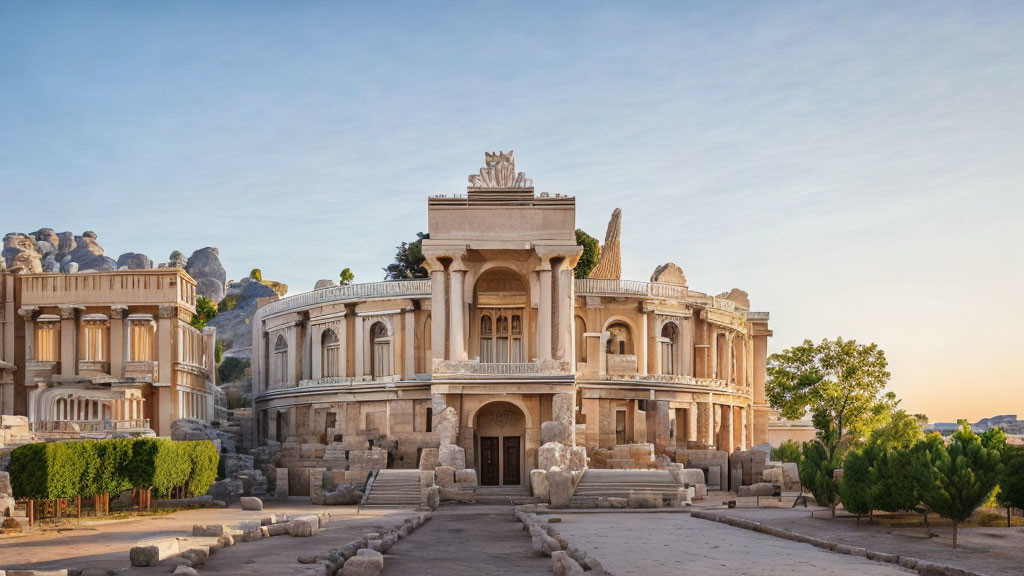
(540, 511, 915, 576)
(382, 505, 552, 576)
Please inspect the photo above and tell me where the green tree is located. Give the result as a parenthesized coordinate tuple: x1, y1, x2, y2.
(772, 440, 803, 464)
(913, 423, 1004, 547)
(339, 267, 355, 285)
(866, 411, 925, 517)
(768, 338, 895, 454)
(214, 340, 224, 364)
(384, 232, 429, 280)
(998, 445, 1024, 526)
(249, 268, 262, 282)
(218, 357, 250, 385)
(574, 229, 600, 279)
(839, 446, 875, 518)
(190, 296, 218, 330)
(799, 439, 842, 517)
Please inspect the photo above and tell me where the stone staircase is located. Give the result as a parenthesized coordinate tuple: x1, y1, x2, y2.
(474, 485, 534, 505)
(362, 470, 422, 507)
(568, 468, 681, 507)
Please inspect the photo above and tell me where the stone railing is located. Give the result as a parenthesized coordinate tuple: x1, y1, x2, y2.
(747, 311, 770, 321)
(600, 372, 733, 391)
(257, 279, 431, 319)
(432, 359, 571, 376)
(575, 279, 753, 315)
(297, 375, 400, 388)
(77, 360, 110, 375)
(32, 418, 151, 433)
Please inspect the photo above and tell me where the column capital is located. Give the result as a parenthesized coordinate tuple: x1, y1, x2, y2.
(158, 305, 177, 319)
(58, 305, 83, 320)
(110, 305, 129, 319)
(17, 306, 39, 319)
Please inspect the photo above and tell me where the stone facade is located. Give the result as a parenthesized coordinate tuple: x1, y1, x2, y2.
(252, 151, 772, 488)
(0, 268, 217, 437)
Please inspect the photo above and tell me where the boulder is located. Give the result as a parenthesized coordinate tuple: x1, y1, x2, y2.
(438, 443, 466, 470)
(547, 468, 574, 508)
(178, 547, 209, 568)
(551, 550, 586, 576)
(117, 252, 153, 270)
(185, 247, 227, 302)
(530, 469, 549, 501)
(541, 420, 570, 445)
(425, 486, 440, 510)
(206, 478, 244, 504)
(239, 496, 263, 511)
(341, 549, 384, 576)
(324, 484, 363, 505)
(737, 483, 779, 497)
(207, 278, 280, 360)
(172, 567, 199, 576)
(538, 442, 570, 471)
(68, 232, 116, 271)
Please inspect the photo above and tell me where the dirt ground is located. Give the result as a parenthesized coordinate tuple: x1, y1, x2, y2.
(0, 498, 417, 575)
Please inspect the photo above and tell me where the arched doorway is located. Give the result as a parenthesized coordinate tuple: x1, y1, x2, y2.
(474, 401, 526, 486)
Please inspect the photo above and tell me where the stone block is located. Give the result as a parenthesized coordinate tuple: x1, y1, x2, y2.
(267, 523, 290, 536)
(287, 516, 320, 537)
(737, 482, 779, 497)
(341, 549, 383, 576)
(274, 468, 289, 499)
(419, 470, 435, 488)
(260, 515, 277, 526)
(434, 407, 458, 445)
(0, 471, 10, 496)
(178, 547, 209, 568)
(628, 492, 662, 509)
(608, 497, 628, 508)
(0, 496, 15, 517)
(568, 446, 586, 472)
(693, 483, 707, 498)
(130, 539, 179, 567)
(425, 486, 440, 510)
(530, 469, 549, 501)
(418, 448, 439, 470)
(547, 468, 574, 508)
(439, 488, 476, 503)
(309, 468, 327, 505)
(434, 465, 457, 489)
(455, 468, 478, 487)
(239, 496, 263, 511)
(192, 525, 227, 537)
(538, 442, 570, 471)
(541, 420, 570, 445)
(438, 443, 466, 470)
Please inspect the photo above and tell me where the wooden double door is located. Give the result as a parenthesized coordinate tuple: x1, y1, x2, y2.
(479, 436, 521, 486)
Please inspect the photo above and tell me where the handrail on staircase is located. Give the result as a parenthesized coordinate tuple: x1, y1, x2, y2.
(357, 469, 379, 512)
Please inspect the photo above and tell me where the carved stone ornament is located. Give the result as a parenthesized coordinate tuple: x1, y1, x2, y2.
(468, 150, 533, 189)
(494, 410, 511, 429)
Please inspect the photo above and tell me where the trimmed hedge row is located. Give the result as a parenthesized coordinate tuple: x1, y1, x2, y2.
(8, 438, 219, 500)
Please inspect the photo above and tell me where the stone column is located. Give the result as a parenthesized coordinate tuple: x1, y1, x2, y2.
(18, 307, 38, 362)
(682, 315, 694, 377)
(354, 315, 364, 378)
(688, 402, 699, 443)
(428, 260, 447, 360)
(725, 402, 734, 453)
(740, 406, 747, 451)
(647, 310, 660, 375)
(311, 325, 322, 380)
(449, 257, 467, 361)
(59, 305, 79, 377)
(713, 402, 722, 450)
(110, 306, 127, 378)
(337, 319, 348, 378)
(638, 310, 648, 377)
(157, 305, 175, 386)
(404, 309, 416, 378)
(536, 261, 552, 361)
(697, 398, 712, 447)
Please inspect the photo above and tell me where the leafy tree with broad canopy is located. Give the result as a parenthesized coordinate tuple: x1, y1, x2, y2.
(384, 232, 429, 280)
(574, 229, 600, 279)
(912, 422, 1003, 548)
(339, 267, 355, 285)
(190, 296, 218, 330)
(768, 338, 895, 454)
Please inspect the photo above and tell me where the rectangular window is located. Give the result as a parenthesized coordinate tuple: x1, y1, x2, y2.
(82, 319, 109, 362)
(129, 319, 155, 361)
(35, 321, 59, 362)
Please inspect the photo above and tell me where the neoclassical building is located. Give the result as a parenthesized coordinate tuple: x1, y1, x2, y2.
(0, 268, 217, 437)
(252, 152, 771, 487)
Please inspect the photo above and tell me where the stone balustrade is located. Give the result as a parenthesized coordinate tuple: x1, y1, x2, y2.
(431, 359, 572, 376)
(256, 279, 431, 319)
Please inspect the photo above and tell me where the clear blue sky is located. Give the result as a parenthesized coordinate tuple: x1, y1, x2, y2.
(2, 1, 1022, 421)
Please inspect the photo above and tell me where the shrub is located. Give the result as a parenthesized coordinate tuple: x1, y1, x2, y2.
(799, 440, 841, 517)
(218, 294, 240, 313)
(839, 447, 873, 516)
(772, 440, 803, 464)
(218, 357, 249, 385)
(249, 268, 262, 282)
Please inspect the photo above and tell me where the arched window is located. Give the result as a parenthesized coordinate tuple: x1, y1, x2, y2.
(661, 322, 679, 375)
(273, 334, 288, 386)
(480, 315, 494, 362)
(474, 268, 527, 364)
(370, 322, 392, 378)
(321, 329, 340, 378)
(606, 322, 633, 355)
(575, 316, 587, 363)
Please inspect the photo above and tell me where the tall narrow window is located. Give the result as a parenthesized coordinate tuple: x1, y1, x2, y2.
(510, 314, 523, 363)
(661, 322, 678, 375)
(479, 316, 494, 363)
(274, 335, 288, 386)
(35, 319, 59, 362)
(82, 316, 109, 362)
(495, 314, 509, 363)
(370, 322, 392, 378)
(321, 329, 340, 378)
(129, 316, 156, 361)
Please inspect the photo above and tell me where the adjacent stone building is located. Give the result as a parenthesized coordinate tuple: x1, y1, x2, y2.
(0, 268, 217, 437)
(252, 152, 772, 489)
